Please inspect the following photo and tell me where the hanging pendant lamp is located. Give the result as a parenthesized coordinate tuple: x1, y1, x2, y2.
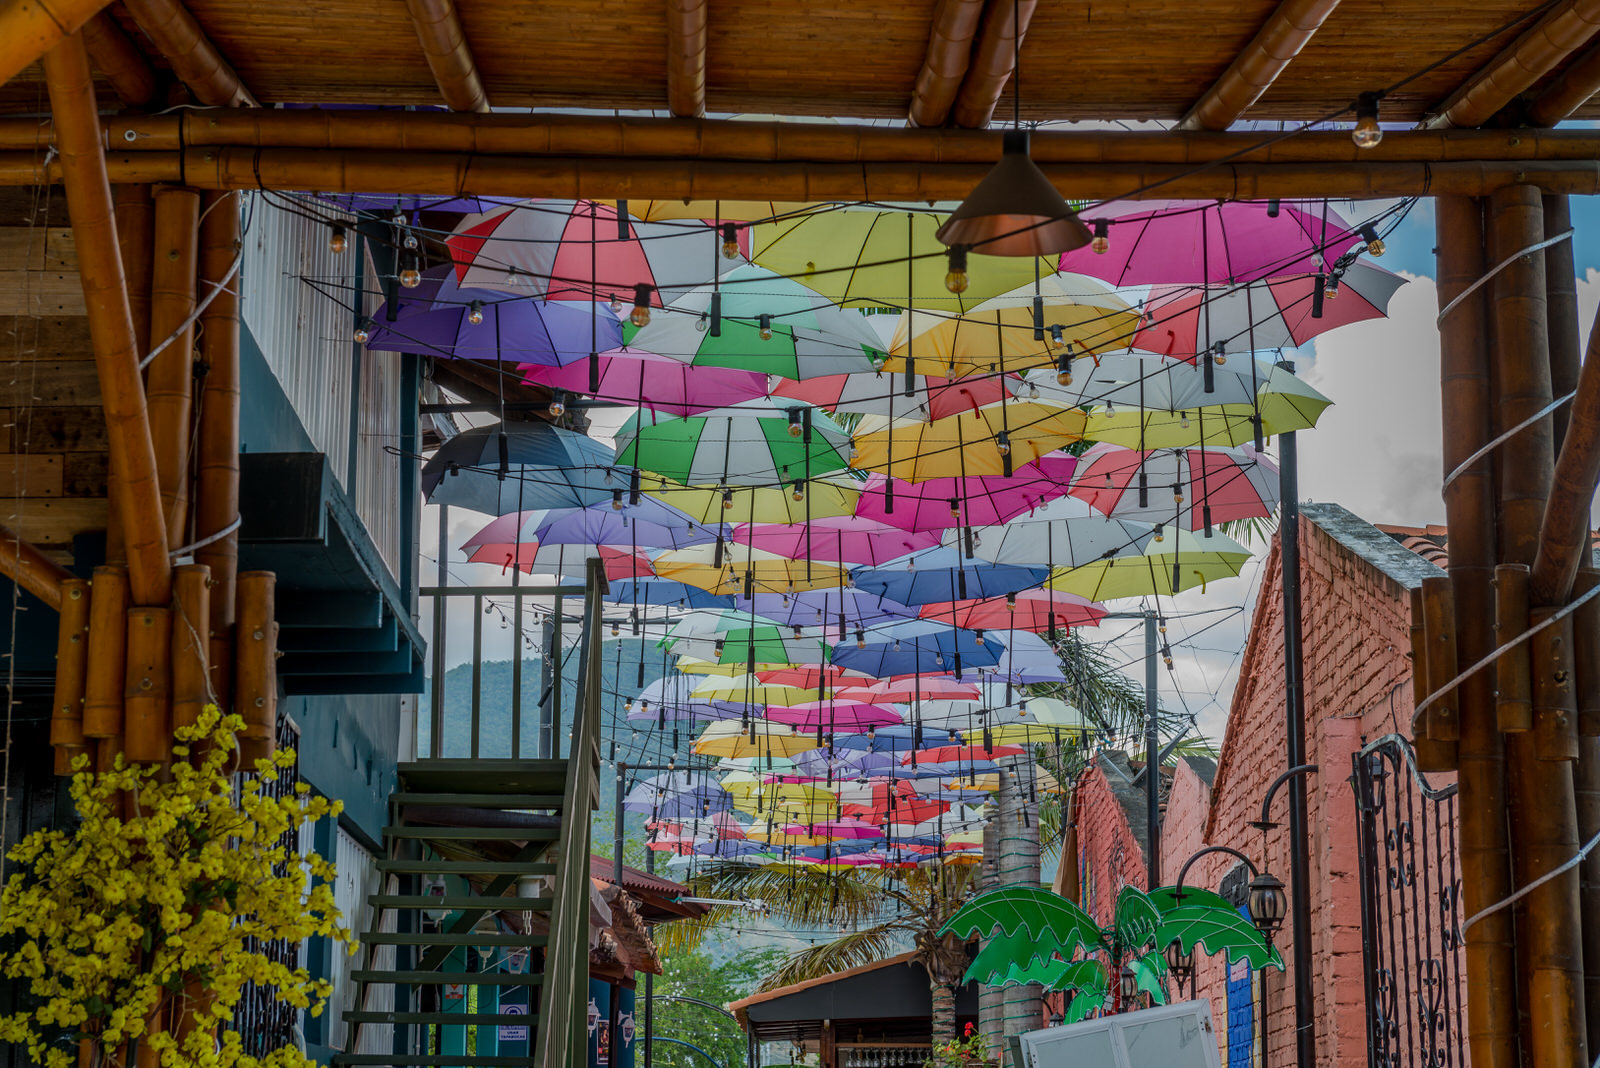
(935, 129, 1091, 256)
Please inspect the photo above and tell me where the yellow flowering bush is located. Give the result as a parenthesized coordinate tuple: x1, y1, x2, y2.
(0, 706, 355, 1068)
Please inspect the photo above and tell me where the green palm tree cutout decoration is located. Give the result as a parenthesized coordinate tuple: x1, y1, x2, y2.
(941, 884, 1284, 1024)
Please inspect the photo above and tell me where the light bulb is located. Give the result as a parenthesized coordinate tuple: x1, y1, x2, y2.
(948, 499, 960, 519)
(893, 639, 901, 652)
(847, 442, 859, 461)
(1105, 399, 1116, 417)
(695, 313, 709, 333)
(1159, 618, 1167, 634)
(1056, 351, 1073, 387)
(1352, 92, 1383, 149)
(714, 639, 725, 655)
(793, 626, 802, 639)
(722, 487, 734, 510)
(787, 410, 803, 437)
(467, 300, 484, 325)
(934, 653, 944, 666)
(1104, 472, 1114, 488)
(1174, 487, 1185, 504)
(549, 391, 567, 417)
(1048, 323, 1065, 350)
(1325, 274, 1340, 300)
(1180, 412, 1190, 429)
(856, 630, 866, 649)
(612, 489, 625, 511)
(995, 432, 1010, 456)
(792, 482, 805, 502)
(609, 294, 624, 315)
(329, 225, 348, 254)
(1091, 219, 1110, 255)
(1027, 381, 1041, 399)
(721, 223, 741, 259)
(1215, 352, 1228, 365)
(1006, 593, 1016, 612)
(1154, 524, 1165, 543)
(759, 314, 774, 342)
(403, 231, 419, 251)
(906, 556, 917, 572)
(1361, 224, 1385, 257)
(944, 246, 969, 294)
(399, 267, 421, 289)
(353, 319, 372, 344)
(611, 621, 621, 636)
(631, 283, 654, 327)
(974, 630, 985, 645)
(624, 698, 633, 710)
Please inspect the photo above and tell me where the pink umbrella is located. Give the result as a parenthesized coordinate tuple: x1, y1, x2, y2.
(733, 518, 939, 566)
(521, 353, 767, 416)
(836, 678, 981, 703)
(1061, 199, 1363, 286)
(765, 701, 905, 732)
(1068, 442, 1279, 530)
(464, 541, 653, 581)
(781, 817, 884, 840)
(772, 371, 1017, 420)
(1132, 261, 1407, 362)
(918, 589, 1107, 633)
(854, 454, 1077, 534)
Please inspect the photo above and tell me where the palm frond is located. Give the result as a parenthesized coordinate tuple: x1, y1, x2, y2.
(759, 921, 910, 991)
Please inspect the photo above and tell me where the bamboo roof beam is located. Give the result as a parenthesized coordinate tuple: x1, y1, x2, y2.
(1525, 34, 1600, 126)
(665, 0, 707, 118)
(0, 522, 75, 611)
(1176, 0, 1343, 131)
(81, 11, 158, 107)
(42, 33, 171, 606)
(0, 0, 112, 89)
(121, 0, 256, 108)
(908, 0, 986, 127)
(403, 0, 487, 112)
(1424, 0, 1600, 129)
(950, 0, 1035, 129)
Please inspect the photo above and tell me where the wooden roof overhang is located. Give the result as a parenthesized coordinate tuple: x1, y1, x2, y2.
(726, 950, 981, 1042)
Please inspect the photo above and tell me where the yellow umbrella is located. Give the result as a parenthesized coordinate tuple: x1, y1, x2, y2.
(945, 829, 986, 849)
(691, 721, 818, 759)
(642, 473, 861, 525)
(675, 657, 804, 676)
(620, 200, 817, 223)
(885, 274, 1141, 378)
(750, 207, 1055, 313)
(689, 674, 816, 706)
(983, 723, 1092, 746)
(653, 543, 851, 595)
(1048, 528, 1251, 600)
(730, 788, 841, 818)
(851, 404, 1086, 482)
(1083, 364, 1333, 449)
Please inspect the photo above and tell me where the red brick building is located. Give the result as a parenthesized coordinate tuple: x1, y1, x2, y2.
(1070, 502, 1453, 1066)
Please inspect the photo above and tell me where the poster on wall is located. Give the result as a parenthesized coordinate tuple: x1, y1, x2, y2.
(596, 1021, 611, 1066)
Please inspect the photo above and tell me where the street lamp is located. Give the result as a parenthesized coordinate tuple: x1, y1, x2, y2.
(1118, 963, 1139, 1007)
(1248, 871, 1289, 942)
(1163, 938, 1195, 999)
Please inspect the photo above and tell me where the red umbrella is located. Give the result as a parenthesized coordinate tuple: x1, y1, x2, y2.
(772, 371, 1017, 420)
(901, 744, 1023, 765)
(757, 665, 864, 688)
(919, 589, 1106, 633)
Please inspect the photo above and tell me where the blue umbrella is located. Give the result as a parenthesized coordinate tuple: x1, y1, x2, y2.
(624, 772, 732, 818)
(607, 578, 735, 610)
(693, 839, 774, 858)
(849, 546, 1048, 607)
(626, 676, 743, 724)
(423, 421, 626, 516)
(830, 624, 1003, 677)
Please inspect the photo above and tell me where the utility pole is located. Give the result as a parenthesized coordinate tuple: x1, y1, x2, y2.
(1144, 610, 1160, 886)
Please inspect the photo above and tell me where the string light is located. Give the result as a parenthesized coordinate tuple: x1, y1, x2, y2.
(631, 284, 654, 327)
(721, 223, 741, 260)
(402, 229, 419, 251)
(696, 313, 710, 333)
(353, 318, 372, 344)
(1090, 219, 1110, 255)
(1154, 523, 1165, 543)
(792, 481, 806, 503)
(787, 409, 804, 437)
(759, 314, 774, 342)
(399, 261, 422, 288)
(1056, 349, 1074, 387)
(1180, 412, 1190, 429)
(328, 225, 348, 254)
(1325, 273, 1341, 300)
(944, 246, 969, 294)
(974, 629, 985, 645)
(996, 432, 1011, 456)
(722, 487, 735, 511)
(612, 489, 625, 511)
(467, 300, 484, 325)
(549, 390, 567, 417)
(856, 630, 867, 649)
(1352, 92, 1383, 149)
(1361, 224, 1386, 257)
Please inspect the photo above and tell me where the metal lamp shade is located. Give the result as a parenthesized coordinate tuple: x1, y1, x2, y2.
(1163, 938, 1195, 981)
(1248, 870, 1288, 937)
(935, 131, 1093, 257)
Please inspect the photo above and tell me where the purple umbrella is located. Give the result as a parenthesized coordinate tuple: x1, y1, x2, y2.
(766, 701, 904, 732)
(1061, 199, 1363, 286)
(521, 352, 767, 416)
(732, 587, 920, 629)
(366, 266, 620, 365)
(733, 517, 939, 566)
(532, 498, 724, 550)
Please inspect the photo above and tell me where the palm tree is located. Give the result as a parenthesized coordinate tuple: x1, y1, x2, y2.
(657, 861, 981, 1040)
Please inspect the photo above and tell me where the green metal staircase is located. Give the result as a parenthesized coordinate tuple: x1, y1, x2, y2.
(333, 561, 607, 1068)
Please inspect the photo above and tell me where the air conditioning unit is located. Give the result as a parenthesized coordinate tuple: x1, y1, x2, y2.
(1012, 999, 1222, 1068)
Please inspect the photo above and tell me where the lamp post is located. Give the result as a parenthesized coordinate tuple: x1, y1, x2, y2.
(1163, 938, 1195, 1000)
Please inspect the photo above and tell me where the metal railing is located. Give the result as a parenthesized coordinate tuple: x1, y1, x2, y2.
(535, 557, 607, 1068)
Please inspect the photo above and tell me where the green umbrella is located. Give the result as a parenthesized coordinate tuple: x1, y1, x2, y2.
(663, 626, 831, 666)
(616, 400, 852, 487)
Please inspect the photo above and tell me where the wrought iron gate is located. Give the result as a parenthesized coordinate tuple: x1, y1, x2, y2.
(1351, 734, 1466, 1068)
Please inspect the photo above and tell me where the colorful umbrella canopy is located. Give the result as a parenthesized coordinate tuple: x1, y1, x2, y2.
(487, 498, 719, 550)
(851, 546, 1049, 606)
(853, 454, 1077, 534)
(645, 475, 862, 525)
(623, 772, 733, 817)
(689, 675, 817, 706)
(750, 206, 1055, 312)
(772, 370, 1018, 420)
(919, 589, 1106, 634)
(652, 543, 852, 595)
(943, 494, 1154, 567)
(831, 622, 1003, 677)
(445, 199, 721, 303)
(462, 541, 652, 581)
(730, 588, 920, 629)
(1080, 362, 1333, 449)
(605, 578, 735, 610)
(765, 700, 904, 732)
(1133, 261, 1407, 359)
(1068, 443, 1279, 530)
(667, 627, 831, 666)
(851, 404, 1086, 482)
(521, 352, 768, 415)
(693, 721, 819, 760)
(835, 678, 982, 703)
(1048, 527, 1252, 600)
(733, 517, 939, 566)
(616, 401, 853, 487)
(625, 675, 743, 724)
(1061, 199, 1362, 285)
(422, 421, 624, 515)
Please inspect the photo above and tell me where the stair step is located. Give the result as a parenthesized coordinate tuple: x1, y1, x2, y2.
(342, 1011, 540, 1027)
(392, 792, 565, 809)
(383, 826, 559, 841)
(360, 932, 549, 947)
(375, 861, 557, 875)
(349, 971, 544, 987)
(398, 761, 569, 798)
(369, 895, 553, 911)
(334, 1057, 542, 1066)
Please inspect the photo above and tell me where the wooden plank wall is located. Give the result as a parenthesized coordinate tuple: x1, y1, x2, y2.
(0, 189, 108, 556)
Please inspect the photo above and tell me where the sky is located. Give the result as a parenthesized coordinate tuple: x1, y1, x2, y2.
(418, 198, 1600, 755)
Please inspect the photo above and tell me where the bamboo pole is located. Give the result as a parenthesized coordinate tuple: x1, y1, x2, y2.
(0, 520, 74, 610)
(80, 11, 158, 108)
(1416, 575, 1460, 771)
(0, 0, 113, 88)
(908, 0, 985, 127)
(1544, 194, 1581, 452)
(1426, 0, 1600, 129)
(664, 0, 706, 119)
(1532, 609, 1581, 763)
(170, 563, 208, 733)
(1436, 193, 1519, 1068)
(1491, 182, 1590, 1068)
(1527, 38, 1600, 127)
(1495, 564, 1533, 733)
(950, 0, 1035, 129)
(50, 577, 91, 773)
(194, 190, 239, 706)
(234, 571, 276, 765)
(1531, 288, 1600, 608)
(42, 33, 171, 607)
(403, 0, 488, 113)
(120, 0, 256, 107)
(147, 185, 199, 547)
(1176, 0, 1343, 131)
(1575, 570, 1600, 1055)
(107, 183, 153, 568)
(123, 605, 170, 764)
(82, 565, 128, 740)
